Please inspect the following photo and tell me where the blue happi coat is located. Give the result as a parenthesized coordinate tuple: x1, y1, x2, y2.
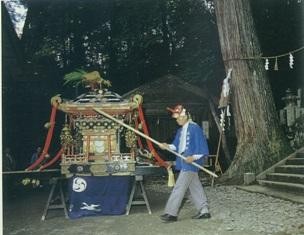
(172, 122, 209, 172)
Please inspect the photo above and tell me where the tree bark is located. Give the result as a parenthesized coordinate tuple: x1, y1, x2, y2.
(214, 0, 290, 182)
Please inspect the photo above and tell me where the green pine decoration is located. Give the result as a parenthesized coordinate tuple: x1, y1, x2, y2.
(63, 69, 111, 90)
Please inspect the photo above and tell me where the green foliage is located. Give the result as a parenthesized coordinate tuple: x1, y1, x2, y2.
(22, 0, 219, 92)
(63, 69, 87, 87)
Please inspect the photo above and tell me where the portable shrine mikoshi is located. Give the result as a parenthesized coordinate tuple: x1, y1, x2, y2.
(57, 90, 140, 177)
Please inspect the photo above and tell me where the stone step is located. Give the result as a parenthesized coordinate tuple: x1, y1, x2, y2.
(266, 172, 304, 184)
(275, 165, 304, 174)
(286, 158, 304, 165)
(258, 179, 304, 193)
(296, 152, 304, 158)
(237, 185, 304, 204)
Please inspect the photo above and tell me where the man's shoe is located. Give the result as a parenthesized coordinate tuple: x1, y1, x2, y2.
(160, 213, 169, 219)
(192, 212, 211, 219)
(160, 214, 178, 223)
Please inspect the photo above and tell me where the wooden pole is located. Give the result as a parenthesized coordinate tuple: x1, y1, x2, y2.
(2, 169, 60, 175)
(94, 108, 218, 178)
(215, 131, 223, 174)
(211, 130, 224, 187)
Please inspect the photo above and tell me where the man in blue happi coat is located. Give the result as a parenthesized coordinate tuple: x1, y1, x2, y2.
(160, 104, 211, 223)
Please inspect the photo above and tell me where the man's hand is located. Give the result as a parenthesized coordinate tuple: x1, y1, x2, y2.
(159, 143, 169, 150)
(166, 162, 173, 170)
(185, 156, 195, 163)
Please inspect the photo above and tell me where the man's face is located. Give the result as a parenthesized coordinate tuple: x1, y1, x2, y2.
(175, 115, 188, 126)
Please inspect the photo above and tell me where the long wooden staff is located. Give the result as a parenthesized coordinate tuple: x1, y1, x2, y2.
(94, 108, 218, 178)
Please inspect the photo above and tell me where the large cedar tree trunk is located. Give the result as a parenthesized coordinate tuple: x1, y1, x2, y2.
(214, 0, 290, 182)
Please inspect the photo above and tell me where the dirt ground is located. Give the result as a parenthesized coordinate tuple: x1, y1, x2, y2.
(2, 176, 304, 235)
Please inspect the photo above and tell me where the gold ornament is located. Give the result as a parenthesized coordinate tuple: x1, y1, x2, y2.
(125, 129, 137, 148)
(132, 94, 143, 105)
(60, 124, 74, 146)
(50, 94, 62, 107)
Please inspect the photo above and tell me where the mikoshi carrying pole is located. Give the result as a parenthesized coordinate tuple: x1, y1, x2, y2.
(94, 108, 218, 178)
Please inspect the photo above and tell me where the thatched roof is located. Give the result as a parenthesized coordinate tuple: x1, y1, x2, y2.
(123, 74, 210, 115)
